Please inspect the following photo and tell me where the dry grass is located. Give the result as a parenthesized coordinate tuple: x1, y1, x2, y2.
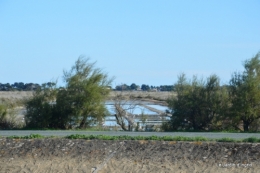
(108, 91, 176, 101)
(0, 91, 175, 103)
(0, 91, 33, 100)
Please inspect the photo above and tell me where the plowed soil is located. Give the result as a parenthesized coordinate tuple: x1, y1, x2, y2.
(0, 138, 259, 173)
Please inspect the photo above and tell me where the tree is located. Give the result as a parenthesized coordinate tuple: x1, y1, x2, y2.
(112, 92, 139, 131)
(167, 73, 228, 131)
(24, 82, 57, 128)
(130, 83, 138, 90)
(61, 57, 113, 128)
(141, 84, 150, 91)
(25, 56, 113, 129)
(160, 85, 174, 91)
(115, 84, 130, 91)
(229, 52, 260, 131)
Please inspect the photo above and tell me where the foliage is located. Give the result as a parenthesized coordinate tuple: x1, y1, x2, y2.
(65, 134, 209, 141)
(0, 82, 41, 91)
(64, 134, 260, 142)
(114, 83, 174, 91)
(7, 134, 44, 139)
(159, 85, 175, 91)
(216, 137, 236, 142)
(115, 84, 131, 91)
(2, 134, 260, 143)
(0, 104, 8, 129)
(0, 101, 23, 129)
(228, 52, 260, 131)
(140, 110, 148, 127)
(130, 83, 139, 90)
(141, 84, 150, 91)
(167, 74, 229, 131)
(24, 82, 58, 128)
(161, 121, 172, 131)
(24, 57, 113, 129)
(62, 57, 113, 128)
(242, 137, 260, 143)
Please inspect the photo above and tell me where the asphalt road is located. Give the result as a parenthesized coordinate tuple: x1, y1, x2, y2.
(0, 130, 260, 139)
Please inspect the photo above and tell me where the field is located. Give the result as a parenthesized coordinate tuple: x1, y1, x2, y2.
(0, 137, 259, 173)
(0, 91, 174, 107)
(0, 91, 33, 104)
(0, 91, 174, 100)
(108, 91, 175, 101)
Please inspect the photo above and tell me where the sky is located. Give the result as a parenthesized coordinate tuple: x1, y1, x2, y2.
(1, 1, 260, 87)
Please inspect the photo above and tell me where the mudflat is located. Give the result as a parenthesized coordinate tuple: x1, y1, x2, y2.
(0, 138, 259, 173)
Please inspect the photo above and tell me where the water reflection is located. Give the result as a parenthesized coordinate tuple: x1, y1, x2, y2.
(104, 102, 170, 128)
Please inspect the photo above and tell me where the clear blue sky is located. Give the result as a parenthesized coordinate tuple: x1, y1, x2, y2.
(1, 1, 260, 87)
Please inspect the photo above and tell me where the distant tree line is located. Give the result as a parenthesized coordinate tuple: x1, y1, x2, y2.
(114, 83, 175, 91)
(0, 82, 56, 91)
(1, 82, 175, 92)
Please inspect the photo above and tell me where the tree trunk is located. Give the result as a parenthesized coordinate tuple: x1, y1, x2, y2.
(115, 114, 128, 131)
(243, 120, 250, 131)
(79, 117, 87, 129)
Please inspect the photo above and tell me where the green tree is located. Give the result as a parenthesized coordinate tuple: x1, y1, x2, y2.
(141, 84, 150, 91)
(167, 73, 228, 131)
(25, 57, 113, 129)
(229, 52, 260, 131)
(25, 82, 57, 128)
(115, 84, 130, 91)
(61, 57, 113, 128)
(130, 83, 138, 90)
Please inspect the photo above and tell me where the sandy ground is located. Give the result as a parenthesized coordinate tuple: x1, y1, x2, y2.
(0, 138, 259, 173)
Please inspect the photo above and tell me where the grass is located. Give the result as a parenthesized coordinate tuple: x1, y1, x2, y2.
(242, 137, 260, 143)
(216, 137, 237, 142)
(2, 133, 260, 143)
(7, 134, 44, 139)
(108, 91, 174, 102)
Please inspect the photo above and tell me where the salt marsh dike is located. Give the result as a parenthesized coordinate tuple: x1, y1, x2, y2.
(0, 138, 260, 173)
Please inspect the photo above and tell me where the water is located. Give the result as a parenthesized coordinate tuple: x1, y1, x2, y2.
(103, 103, 170, 127)
(17, 101, 170, 127)
(105, 103, 167, 115)
(147, 105, 168, 111)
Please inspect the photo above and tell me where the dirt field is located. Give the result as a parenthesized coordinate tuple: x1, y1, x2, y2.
(0, 138, 259, 173)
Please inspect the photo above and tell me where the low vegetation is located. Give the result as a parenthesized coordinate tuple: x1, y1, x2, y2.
(0, 98, 25, 130)
(7, 134, 45, 139)
(3, 133, 260, 143)
(65, 134, 260, 143)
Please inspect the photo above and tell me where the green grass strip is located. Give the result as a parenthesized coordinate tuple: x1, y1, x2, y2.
(7, 134, 44, 139)
(3, 133, 260, 143)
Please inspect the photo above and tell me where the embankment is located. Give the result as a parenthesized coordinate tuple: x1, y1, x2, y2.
(0, 138, 259, 173)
